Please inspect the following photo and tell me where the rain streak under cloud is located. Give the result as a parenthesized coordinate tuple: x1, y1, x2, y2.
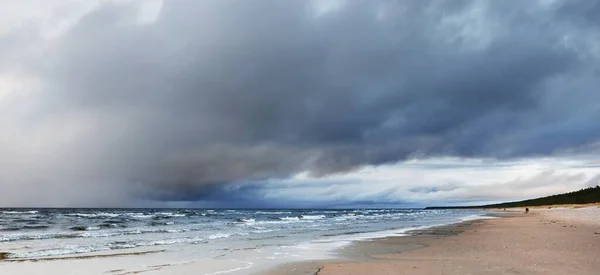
(0, 0, 599, 207)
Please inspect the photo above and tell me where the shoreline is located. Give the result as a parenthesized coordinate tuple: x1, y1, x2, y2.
(267, 207, 600, 275)
(266, 213, 506, 275)
(0, 210, 493, 275)
(0, 209, 489, 275)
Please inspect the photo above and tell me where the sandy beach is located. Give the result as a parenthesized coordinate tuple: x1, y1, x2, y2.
(270, 206, 600, 275)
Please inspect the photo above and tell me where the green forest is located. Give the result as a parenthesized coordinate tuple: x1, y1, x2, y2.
(426, 185, 600, 209)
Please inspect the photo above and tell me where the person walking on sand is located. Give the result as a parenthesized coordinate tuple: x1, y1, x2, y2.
(525, 208, 529, 214)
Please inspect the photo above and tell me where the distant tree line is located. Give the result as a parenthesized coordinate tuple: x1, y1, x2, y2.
(426, 185, 600, 209)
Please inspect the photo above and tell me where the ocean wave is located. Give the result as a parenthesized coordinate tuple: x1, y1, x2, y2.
(305, 210, 338, 214)
(155, 212, 186, 218)
(1, 232, 79, 242)
(356, 209, 390, 213)
(23, 225, 50, 230)
(0, 227, 21, 231)
(3, 211, 38, 215)
(332, 214, 366, 222)
(70, 226, 100, 231)
(7, 235, 209, 259)
(184, 211, 212, 217)
(300, 215, 325, 220)
(278, 216, 300, 221)
(127, 213, 154, 219)
(208, 233, 232, 240)
(12, 218, 44, 223)
(65, 212, 121, 219)
(104, 219, 128, 224)
(255, 211, 292, 215)
(249, 229, 277, 234)
(133, 236, 206, 247)
(150, 221, 175, 226)
(98, 223, 121, 229)
(10, 245, 112, 259)
(165, 228, 186, 233)
(337, 213, 366, 219)
(0, 227, 193, 243)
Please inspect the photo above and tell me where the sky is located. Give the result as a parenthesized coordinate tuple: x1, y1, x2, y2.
(0, 0, 599, 208)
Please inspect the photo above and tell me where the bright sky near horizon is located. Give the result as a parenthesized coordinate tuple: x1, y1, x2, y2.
(0, 0, 599, 208)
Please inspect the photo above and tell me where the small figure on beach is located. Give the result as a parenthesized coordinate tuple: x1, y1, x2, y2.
(525, 208, 529, 214)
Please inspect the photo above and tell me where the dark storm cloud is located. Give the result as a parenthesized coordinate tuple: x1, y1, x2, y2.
(557, 0, 600, 24)
(1, 0, 600, 205)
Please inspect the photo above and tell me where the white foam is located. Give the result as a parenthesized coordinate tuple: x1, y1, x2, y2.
(202, 260, 255, 275)
(208, 233, 232, 240)
(289, 213, 493, 260)
(459, 214, 496, 222)
(156, 212, 186, 217)
(2, 210, 39, 214)
(128, 213, 154, 219)
(300, 215, 325, 220)
(10, 244, 113, 258)
(279, 216, 300, 221)
(137, 236, 205, 246)
(255, 211, 292, 215)
(65, 212, 121, 218)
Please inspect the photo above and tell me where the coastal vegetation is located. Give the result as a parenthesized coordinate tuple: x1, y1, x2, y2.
(426, 185, 600, 209)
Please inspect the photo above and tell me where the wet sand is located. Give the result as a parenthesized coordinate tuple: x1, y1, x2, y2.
(268, 207, 600, 275)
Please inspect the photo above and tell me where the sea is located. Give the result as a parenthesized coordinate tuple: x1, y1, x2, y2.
(0, 208, 490, 274)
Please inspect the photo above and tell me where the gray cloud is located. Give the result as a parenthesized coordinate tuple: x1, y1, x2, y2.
(193, 169, 600, 208)
(1, 0, 599, 206)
